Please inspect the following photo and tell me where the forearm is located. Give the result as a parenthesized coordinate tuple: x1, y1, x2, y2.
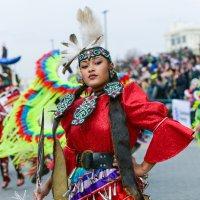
(34, 176, 52, 199)
(141, 161, 155, 174)
(132, 157, 156, 177)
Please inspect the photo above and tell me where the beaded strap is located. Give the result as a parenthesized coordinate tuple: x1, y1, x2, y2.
(54, 94, 75, 118)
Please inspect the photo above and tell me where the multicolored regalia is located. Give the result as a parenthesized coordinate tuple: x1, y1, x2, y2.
(49, 7, 194, 200)
(52, 81, 193, 200)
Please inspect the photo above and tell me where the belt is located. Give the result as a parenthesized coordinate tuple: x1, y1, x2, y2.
(77, 151, 114, 170)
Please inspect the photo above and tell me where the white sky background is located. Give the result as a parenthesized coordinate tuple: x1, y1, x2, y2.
(0, 0, 200, 80)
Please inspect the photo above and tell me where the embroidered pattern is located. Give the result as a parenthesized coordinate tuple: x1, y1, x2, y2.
(78, 47, 111, 63)
(71, 82, 123, 125)
(55, 94, 75, 118)
(103, 82, 123, 98)
(64, 168, 150, 200)
(72, 95, 97, 125)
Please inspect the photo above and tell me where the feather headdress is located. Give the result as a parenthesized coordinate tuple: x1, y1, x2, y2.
(61, 7, 104, 74)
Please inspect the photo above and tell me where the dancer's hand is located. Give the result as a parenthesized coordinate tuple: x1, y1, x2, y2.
(34, 186, 44, 200)
(34, 178, 52, 200)
(132, 157, 146, 177)
(34, 185, 50, 200)
(132, 157, 155, 177)
(34, 176, 52, 200)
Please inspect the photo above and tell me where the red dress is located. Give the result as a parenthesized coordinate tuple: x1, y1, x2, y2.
(60, 82, 193, 199)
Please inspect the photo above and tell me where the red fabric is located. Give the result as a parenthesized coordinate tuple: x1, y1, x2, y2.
(144, 118, 193, 163)
(61, 82, 193, 174)
(0, 103, 6, 139)
(63, 146, 77, 175)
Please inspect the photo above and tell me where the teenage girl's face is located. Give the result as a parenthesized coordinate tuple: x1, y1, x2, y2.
(79, 55, 113, 91)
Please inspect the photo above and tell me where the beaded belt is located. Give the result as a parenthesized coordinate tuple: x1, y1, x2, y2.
(77, 150, 114, 170)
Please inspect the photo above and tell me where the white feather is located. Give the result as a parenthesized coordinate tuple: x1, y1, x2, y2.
(76, 7, 103, 47)
(60, 7, 104, 73)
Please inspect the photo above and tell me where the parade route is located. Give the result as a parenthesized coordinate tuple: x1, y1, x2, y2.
(0, 141, 199, 200)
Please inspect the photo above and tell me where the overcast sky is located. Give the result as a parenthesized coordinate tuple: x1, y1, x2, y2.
(0, 0, 200, 80)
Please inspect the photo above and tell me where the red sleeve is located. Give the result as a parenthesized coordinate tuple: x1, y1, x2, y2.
(122, 82, 194, 163)
(144, 118, 193, 163)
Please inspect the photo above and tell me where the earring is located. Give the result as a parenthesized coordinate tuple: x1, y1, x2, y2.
(109, 68, 117, 79)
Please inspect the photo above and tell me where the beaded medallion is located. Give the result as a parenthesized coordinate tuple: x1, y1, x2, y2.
(71, 81, 123, 125)
(71, 95, 97, 125)
(103, 81, 123, 98)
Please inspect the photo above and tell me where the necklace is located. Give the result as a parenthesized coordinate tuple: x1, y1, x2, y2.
(71, 81, 123, 125)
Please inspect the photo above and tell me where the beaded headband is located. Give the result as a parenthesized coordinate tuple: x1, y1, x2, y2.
(78, 47, 112, 64)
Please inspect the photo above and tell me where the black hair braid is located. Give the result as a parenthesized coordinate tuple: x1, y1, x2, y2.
(54, 83, 87, 105)
(109, 71, 144, 198)
(74, 83, 88, 99)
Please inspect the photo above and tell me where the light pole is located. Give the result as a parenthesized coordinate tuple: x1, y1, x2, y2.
(102, 10, 109, 49)
(198, 35, 200, 55)
(50, 39, 55, 50)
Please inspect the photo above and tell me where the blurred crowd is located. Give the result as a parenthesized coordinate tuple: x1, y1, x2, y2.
(116, 47, 200, 101)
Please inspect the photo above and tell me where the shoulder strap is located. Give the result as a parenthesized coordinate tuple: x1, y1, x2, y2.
(54, 94, 75, 118)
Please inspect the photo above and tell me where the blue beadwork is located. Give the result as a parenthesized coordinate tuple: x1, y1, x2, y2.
(78, 47, 111, 63)
(103, 82, 123, 98)
(55, 94, 75, 118)
(71, 95, 97, 125)
(71, 81, 123, 125)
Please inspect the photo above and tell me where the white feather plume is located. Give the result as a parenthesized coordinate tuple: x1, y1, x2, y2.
(60, 7, 104, 74)
(77, 7, 103, 47)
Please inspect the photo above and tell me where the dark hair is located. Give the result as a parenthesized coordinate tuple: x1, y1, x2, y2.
(74, 83, 88, 99)
(108, 73, 142, 196)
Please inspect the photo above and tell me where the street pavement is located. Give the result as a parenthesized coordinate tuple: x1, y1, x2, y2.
(0, 141, 199, 200)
